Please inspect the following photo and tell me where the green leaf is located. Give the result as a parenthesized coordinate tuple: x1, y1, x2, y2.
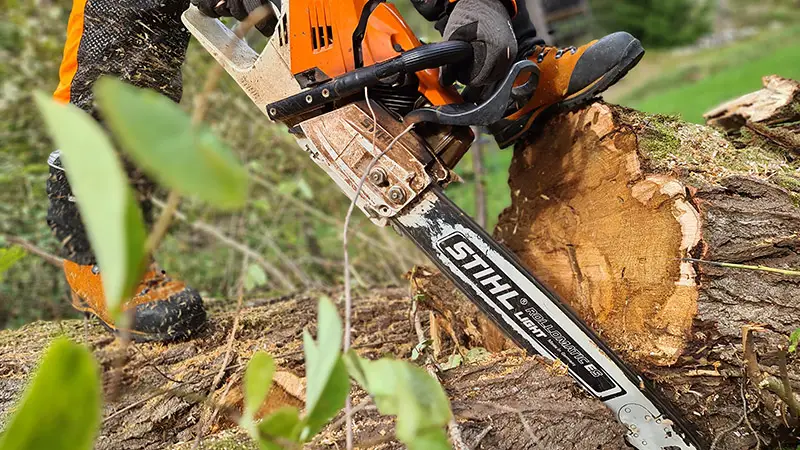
(304, 297, 343, 414)
(94, 77, 248, 209)
(295, 178, 313, 200)
(411, 340, 431, 362)
(440, 354, 463, 371)
(35, 93, 147, 314)
(257, 406, 302, 450)
(789, 328, 800, 354)
(0, 246, 26, 282)
(300, 297, 348, 439)
(344, 352, 452, 447)
(302, 357, 349, 438)
(0, 337, 101, 450)
(244, 264, 268, 291)
(464, 347, 489, 364)
(408, 428, 452, 450)
(244, 352, 276, 419)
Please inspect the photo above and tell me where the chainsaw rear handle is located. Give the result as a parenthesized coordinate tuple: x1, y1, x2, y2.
(266, 41, 473, 121)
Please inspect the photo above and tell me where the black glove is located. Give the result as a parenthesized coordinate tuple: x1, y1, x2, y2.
(192, 0, 278, 36)
(441, 0, 517, 87)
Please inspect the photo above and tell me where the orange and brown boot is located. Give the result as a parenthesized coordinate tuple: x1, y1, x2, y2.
(47, 150, 206, 342)
(489, 31, 645, 148)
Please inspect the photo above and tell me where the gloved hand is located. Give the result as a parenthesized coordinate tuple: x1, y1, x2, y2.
(442, 0, 517, 86)
(192, 0, 278, 36)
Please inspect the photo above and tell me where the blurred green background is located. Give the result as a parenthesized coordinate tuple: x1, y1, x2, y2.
(2, 0, 798, 329)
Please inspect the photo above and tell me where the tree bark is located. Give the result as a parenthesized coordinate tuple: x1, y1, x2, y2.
(415, 90, 800, 448)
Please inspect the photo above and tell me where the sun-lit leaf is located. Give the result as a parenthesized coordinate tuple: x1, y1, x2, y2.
(257, 406, 302, 450)
(94, 77, 248, 209)
(344, 351, 452, 448)
(300, 297, 348, 439)
(245, 264, 268, 291)
(244, 352, 276, 419)
(302, 357, 348, 438)
(304, 297, 344, 414)
(34, 92, 146, 315)
(0, 246, 26, 282)
(0, 338, 101, 450)
(789, 328, 800, 353)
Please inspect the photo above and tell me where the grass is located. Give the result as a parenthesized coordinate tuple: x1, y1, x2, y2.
(608, 25, 800, 123)
(629, 43, 800, 123)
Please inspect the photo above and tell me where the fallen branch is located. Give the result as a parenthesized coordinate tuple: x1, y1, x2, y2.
(152, 198, 296, 291)
(683, 258, 800, 277)
(3, 235, 63, 268)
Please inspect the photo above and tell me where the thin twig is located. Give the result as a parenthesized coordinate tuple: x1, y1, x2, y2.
(192, 254, 249, 449)
(131, 345, 185, 384)
(249, 174, 398, 256)
(411, 300, 468, 450)
(683, 257, 800, 276)
(342, 88, 407, 450)
(741, 380, 762, 450)
(778, 350, 800, 418)
(469, 422, 493, 450)
(342, 88, 379, 450)
(198, 377, 236, 447)
(152, 198, 296, 291)
(709, 409, 745, 449)
(3, 235, 63, 267)
(145, 190, 181, 256)
(329, 398, 375, 430)
(470, 401, 536, 441)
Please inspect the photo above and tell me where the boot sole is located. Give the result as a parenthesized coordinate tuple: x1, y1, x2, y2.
(73, 301, 207, 343)
(495, 38, 646, 147)
(95, 310, 208, 343)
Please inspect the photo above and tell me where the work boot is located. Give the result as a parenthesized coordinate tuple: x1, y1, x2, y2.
(489, 32, 645, 148)
(47, 150, 207, 342)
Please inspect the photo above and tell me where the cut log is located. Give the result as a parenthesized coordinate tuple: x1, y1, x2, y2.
(0, 288, 624, 449)
(704, 75, 800, 133)
(415, 96, 800, 448)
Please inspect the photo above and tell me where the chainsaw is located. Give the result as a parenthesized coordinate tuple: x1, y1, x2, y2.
(182, 2, 704, 448)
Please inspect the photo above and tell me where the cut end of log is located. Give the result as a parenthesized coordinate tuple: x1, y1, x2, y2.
(495, 102, 699, 366)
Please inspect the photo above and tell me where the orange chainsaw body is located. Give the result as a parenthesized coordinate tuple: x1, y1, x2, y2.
(287, 0, 460, 106)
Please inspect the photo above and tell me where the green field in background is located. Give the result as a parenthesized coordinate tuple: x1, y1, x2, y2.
(627, 43, 800, 123)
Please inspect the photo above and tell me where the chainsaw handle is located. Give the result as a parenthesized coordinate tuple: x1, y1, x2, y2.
(267, 41, 473, 121)
(398, 41, 473, 73)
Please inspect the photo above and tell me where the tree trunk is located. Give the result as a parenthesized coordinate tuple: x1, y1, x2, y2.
(416, 85, 800, 448)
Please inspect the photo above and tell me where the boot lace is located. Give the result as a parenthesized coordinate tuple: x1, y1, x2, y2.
(532, 45, 578, 63)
